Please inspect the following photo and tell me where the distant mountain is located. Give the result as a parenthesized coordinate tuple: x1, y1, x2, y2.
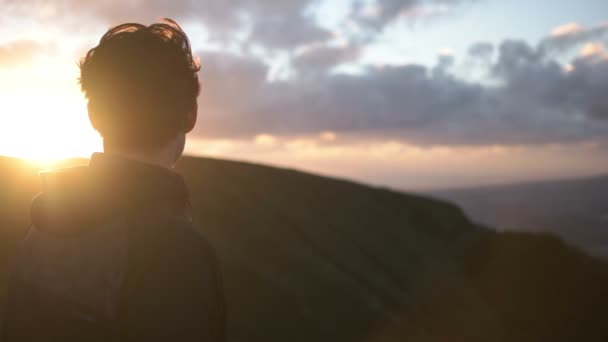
(0, 155, 607, 341)
(432, 175, 608, 258)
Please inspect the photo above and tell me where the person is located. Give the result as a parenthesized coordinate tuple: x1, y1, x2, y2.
(2, 19, 225, 341)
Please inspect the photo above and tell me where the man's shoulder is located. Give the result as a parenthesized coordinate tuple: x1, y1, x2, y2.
(126, 214, 218, 271)
(156, 217, 216, 262)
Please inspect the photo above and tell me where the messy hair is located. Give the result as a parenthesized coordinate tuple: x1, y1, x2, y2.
(79, 18, 200, 149)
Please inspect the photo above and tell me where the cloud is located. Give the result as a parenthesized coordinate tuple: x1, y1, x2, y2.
(248, 13, 332, 49)
(492, 39, 544, 79)
(254, 133, 278, 146)
(349, 0, 471, 32)
(579, 42, 607, 58)
(2, 2, 606, 147)
(0, 0, 482, 64)
(468, 42, 494, 60)
(192, 31, 608, 146)
(567, 53, 608, 120)
(320, 131, 338, 142)
(551, 23, 585, 37)
(185, 136, 608, 191)
(1, 0, 474, 51)
(196, 52, 270, 136)
(490, 38, 608, 122)
(0, 40, 52, 67)
(0, 0, 331, 50)
(293, 44, 362, 73)
(541, 22, 608, 54)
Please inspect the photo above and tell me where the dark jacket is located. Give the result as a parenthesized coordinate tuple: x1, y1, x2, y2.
(2, 153, 225, 341)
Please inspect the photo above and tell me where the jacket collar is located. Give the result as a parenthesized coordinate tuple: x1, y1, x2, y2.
(32, 153, 190, 235)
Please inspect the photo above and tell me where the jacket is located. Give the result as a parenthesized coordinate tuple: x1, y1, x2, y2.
(2, 153, 225, 341)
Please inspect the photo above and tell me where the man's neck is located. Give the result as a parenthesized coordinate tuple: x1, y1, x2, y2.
(103, 150, 173, 169)
(103, 140, 181, 169)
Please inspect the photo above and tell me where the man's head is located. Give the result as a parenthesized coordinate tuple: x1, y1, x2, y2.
(80, 19, 200, 158)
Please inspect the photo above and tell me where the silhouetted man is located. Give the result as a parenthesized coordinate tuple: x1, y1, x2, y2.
(2, 19, 225, 341)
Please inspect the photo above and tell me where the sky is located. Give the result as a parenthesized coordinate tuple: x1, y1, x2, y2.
(0, 0, 607, 190)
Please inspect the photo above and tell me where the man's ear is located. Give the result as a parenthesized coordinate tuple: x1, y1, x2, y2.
(184, 103, 198, 133)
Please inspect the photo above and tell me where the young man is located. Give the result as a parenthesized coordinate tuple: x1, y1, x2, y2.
(2, 19, 225, 341)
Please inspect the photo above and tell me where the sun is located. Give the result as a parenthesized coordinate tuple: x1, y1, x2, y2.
(0, 53, 103, 165)
(0, 86, 102, 164)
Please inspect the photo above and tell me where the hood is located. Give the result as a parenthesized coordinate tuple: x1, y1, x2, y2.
(31, 153, 189, 235)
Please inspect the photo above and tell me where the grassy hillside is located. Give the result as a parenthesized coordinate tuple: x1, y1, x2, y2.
(433, 175, 608, 258)
(1, 155, 607, 341)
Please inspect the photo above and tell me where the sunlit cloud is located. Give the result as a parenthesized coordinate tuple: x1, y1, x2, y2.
(185, 136, 608, 190)
(254, 133, 279, 146)
(437, 47, 454, 56)
(0, 40, 54, 67)
(579, 42, 607, 58)
(551, 22, 584, 37)
(319, 131, 338, 142)
(542, 22, 608, 53)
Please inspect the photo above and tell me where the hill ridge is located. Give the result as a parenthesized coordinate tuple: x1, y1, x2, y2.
(0, 154, 607, 341)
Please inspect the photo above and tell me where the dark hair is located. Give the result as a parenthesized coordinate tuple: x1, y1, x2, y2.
(79, 18, 200, 150)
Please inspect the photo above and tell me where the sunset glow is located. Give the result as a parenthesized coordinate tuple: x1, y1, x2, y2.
(0, 0, 607, 190)
(0, 80, 101, 162)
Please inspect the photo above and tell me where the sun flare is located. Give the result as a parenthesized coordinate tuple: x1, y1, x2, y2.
(0, 85, 101, 163)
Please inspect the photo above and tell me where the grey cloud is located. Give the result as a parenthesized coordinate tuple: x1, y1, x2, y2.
(565, 55, 608, 120)
(492, 40, 544, 79)
(429, 54, 455, 79)
(491, 39, 608, 122)
(292, 44, 361, 74)
(0, 0, 330, 49)
(468, 42, 494, 60)
(349, 0, 473, 32)
(434, 54, 455, 69)
(197, 52, 270, 135)
(249, 13, 332, 50)
(0, 0, 475, 54)
(350, 0, 417, 30)
(192, 36, 608, 146)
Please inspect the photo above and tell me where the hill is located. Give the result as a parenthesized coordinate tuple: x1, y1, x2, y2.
(433, 175, 608, 258)
(1, 155, 607, 341)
